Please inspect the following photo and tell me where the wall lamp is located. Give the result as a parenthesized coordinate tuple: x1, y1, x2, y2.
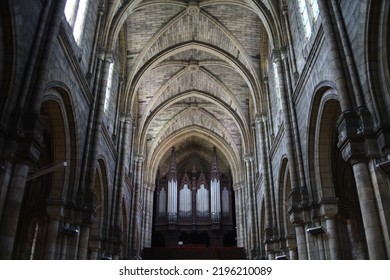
(306, 226, 326, 235)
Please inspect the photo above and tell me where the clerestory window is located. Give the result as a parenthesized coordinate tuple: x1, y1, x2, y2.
(64, 0, 90, 45)
(296, 0, 319, 40)
(104, 62, 115, 113)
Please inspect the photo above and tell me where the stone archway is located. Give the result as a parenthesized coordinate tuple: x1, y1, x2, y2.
(14, 97, 71, 259)
(308, 89, 368, 259)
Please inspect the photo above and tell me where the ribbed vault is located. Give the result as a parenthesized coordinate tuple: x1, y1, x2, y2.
(107, 0, 274, 184)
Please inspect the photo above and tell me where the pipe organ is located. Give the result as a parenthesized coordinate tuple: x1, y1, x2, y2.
(153, 147, 235, 248)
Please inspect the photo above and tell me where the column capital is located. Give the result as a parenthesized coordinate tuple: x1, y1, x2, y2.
(281, 4, 288, 15)
(120, 112, 133, 123)
(337, 111, 367, 164)
(271, 49, 282, 63)
(97, 48, 114, 62)
(255, 113, 267, 124)
(145, 183, 155, 192)
(319, 197, 339, 218)
(244, 154, 254, 162)
(233, 182, 244, 191)
(280, 47, 289, 60)
(135, 154, 144, 163)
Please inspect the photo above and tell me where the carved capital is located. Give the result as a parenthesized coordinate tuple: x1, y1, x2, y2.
(337, 111, 366, 163)
(319, 197, 339, 218)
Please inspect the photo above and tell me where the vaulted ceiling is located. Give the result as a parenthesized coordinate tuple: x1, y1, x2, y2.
(111, 0, 274, 182)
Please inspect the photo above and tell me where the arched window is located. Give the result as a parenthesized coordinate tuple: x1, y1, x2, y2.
(64, 0, 90, 45)
(272, 62, 283, 126)
(104, 61, 115, 113)
(309, 0, 319, 21)
(296, 0, 319, 40)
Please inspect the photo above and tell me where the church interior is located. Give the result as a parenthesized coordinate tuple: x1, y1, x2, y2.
(0, 0, 390, 260)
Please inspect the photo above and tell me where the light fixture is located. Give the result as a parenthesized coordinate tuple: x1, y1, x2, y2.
(306, 226, 326, 235)
(62, 226, 79, 235)
(376, 157, 390, 174)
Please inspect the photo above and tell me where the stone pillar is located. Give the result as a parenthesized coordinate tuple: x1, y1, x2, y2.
(0, 160, 12, 221)
(44, 218, 61, 259)
(286, 236, 298, 260)
(273, 52, 299, 190)
(143, 184, 154, 248)
(368, 160, 390, 257)
(244, 155, 258, 259)
(281, 5, 298, 82)
(295, 225, 308, 260)
(85, 51, 113, 191)
(320, 197, 340, 259)
(89, 249, 99, 260)
(352, 162, 386, 259)
(317, 0, 353, 111)
(129, 155, 144, 258)
(274, 51, 309, 260)
(262, 77, 274, 142)
(0, 164, 29, 259)
(67, 225, 80, 260)
(319, 0, 387, 259)
(77, 225, 91, 259)
(0, 114, 44, 257)
(255, 115, 275, 248)
(281, 49, 307, 190)
(112, 114, 133, 258)
(234, 183, 245, 249)
(43, 205, 64, 259)
(88, 237, 101, 260)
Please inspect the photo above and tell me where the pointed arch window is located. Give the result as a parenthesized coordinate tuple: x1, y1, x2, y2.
(296, 0, 319, 40)
(272, 62, 283, 126)
(104, 61, 115, 113)
(64, 0, 90, 45)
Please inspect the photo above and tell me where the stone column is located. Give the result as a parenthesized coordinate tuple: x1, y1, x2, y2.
(112, 114, 133, 258)
(244, 155, 258, 259)
(318, 0, 387, 259)
(43, 205, 65, 259)
(286, 236, 298, 260)
(89, 249, 99, 260)
(274, 51, 309, 260)
(320, 197, 340, 259)
(352, 162, 386, 259)
(368, 160, 390, 257)
(77, 225, 91, 259)
(281, 5, 298, 82)
(317, 0, 353, 112)
(255, 115, 276, 258)
(295, 225, 308, 260)
(129, 155, 144, 258)
(233, 183, 245, 248)
(44, 218, 61, 259)
(0, 114, 44, 257)
(143, 184, 154, 248)
(88, 235, 101, 260)
(0, 164, 30, 259)
(263, 77, 274, 143)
